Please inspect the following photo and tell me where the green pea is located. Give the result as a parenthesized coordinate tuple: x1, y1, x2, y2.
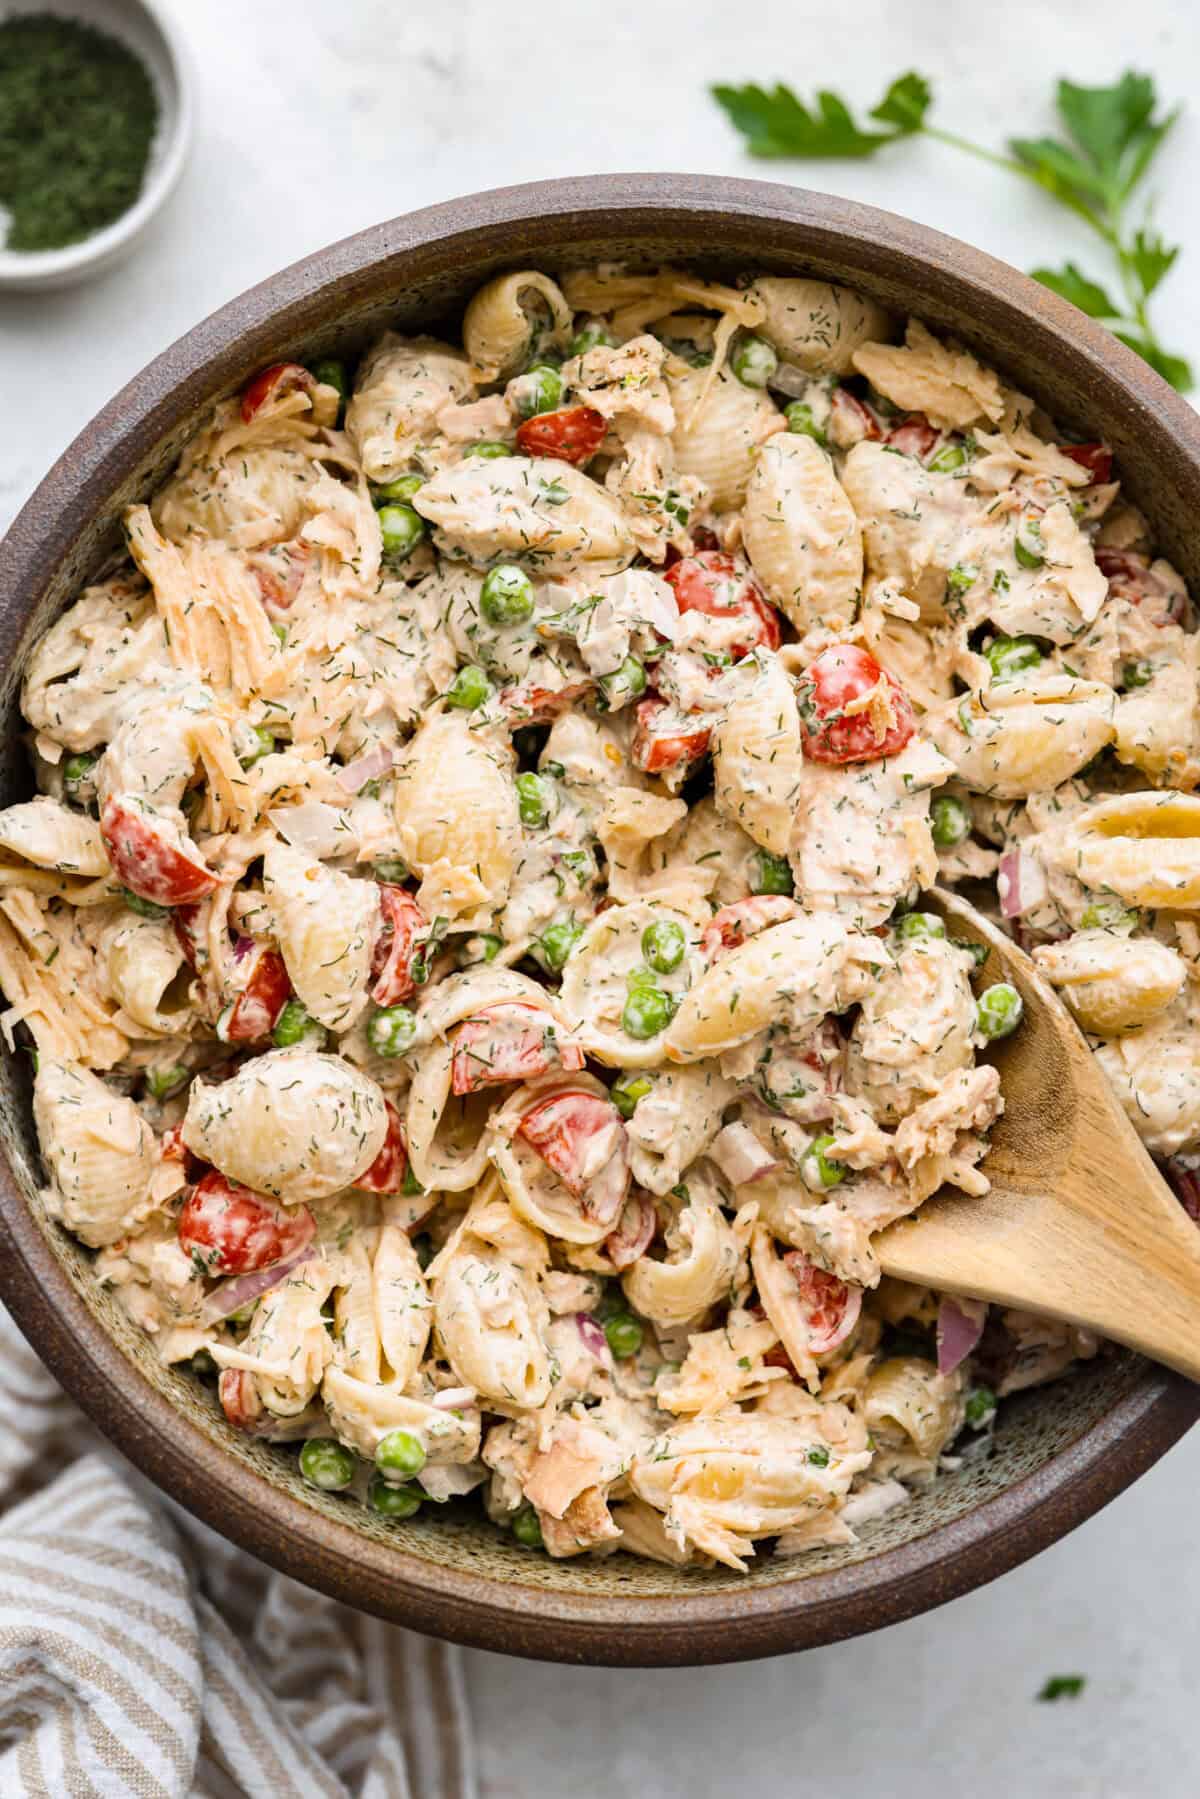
(516, 772, 552, 828)
(62, 750, 98, 798)
(954, 937, 991, 970)
(368, 1473, 423, 1518)
(806, 1443, 831, 1467)
(514, 363, 563, 418)
(310, 357, 348, 412)
(976, 982, 1024, 1040)
(804, 1134, 845, 1190)
(445, 665, 492, 711)
(985, 635, 1042, 682)
(784, 401, 827, 445)
(239, 724, 276, 769)
(895, 910, 947, 942)
(462, 932, 503, 965)
(366, 1005, 418, 1058)
(622, 983, 676, 1040)
(731, 333, 778, 389)
(1014, 516, 1045, 569)
(965, 1384, 997, 1429)
(299, 1437, 357, 1492)
(272, 997, 325, 1050)
(641, 919, 686, 974)
(511, 1504, 544, 1548)
(373, 473, 424, 505)
(376, 1427, 427, 1478)
(928, 441, 967, 473)
(569, 321, 616, 356)
(374, 856, 410, 882)
(1080, 902, 1138, 932)
(145, 1064, 187, 1103)
(611, 1073, 653, 1119)
(598, 656, 647, 709)
(930, 793, 972, 849)
(121, 888, 168, 920)
(465, 440, 513, 460)
(946, 563, 977, 598)
(560, 847, 596, 886)
(481, 563, 535, 627)
(539, 918, 583, 971)
(604, 1313, 644, 1359)
(378, 503, 426, 563)
(1123, 659, 1153, 689)
(750, 850, 794, 896)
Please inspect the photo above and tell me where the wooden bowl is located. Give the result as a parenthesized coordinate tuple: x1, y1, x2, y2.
(1, 175, 1197, 1665)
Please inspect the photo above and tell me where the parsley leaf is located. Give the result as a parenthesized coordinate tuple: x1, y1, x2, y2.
(711, 72, 928, 159)
(1128, 226, 1178, 297)
(1030, 263, 1120, 318)
(1113, 333, 1193, 392)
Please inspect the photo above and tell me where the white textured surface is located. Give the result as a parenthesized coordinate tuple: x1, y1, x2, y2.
(2, 1, 1199, 1790)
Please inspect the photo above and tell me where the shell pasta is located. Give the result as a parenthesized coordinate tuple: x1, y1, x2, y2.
(24, 260, 1198, 1574)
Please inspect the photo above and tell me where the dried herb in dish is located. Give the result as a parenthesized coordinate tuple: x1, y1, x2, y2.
(0, 13, 158, 252)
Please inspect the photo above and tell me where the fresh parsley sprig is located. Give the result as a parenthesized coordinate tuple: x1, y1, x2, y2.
(711, 69, 1190, 391)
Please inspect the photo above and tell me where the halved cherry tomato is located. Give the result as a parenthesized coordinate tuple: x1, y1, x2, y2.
(700, 897, 799, 962)
(886, 412, 940, 460)
(101, 798, 218, 906)
(218, 1367, 262, 1429)
(796, 644, 916, 765)
(1095, 547, 1188, 626)
(517, 1089, 629, 1227)
(604, 1190, 656, 1270)
(218, 943, 291, 1043)
(451, 1001, 585, 1096)
(830, 386, 882, 444)
(179, 1170, 316, 1276)
(371, 885, 424, 1006)
(630, 696, 711, 774)
(240, 361, 316, 424)
(1060, 442, 1113, 484)
(515, 405, 607, 466)
(782, 1251, 862, 1353)
(664, 551, 781, 657)
(499, 677, 595, 723)
(355, 1099, 408, 1194)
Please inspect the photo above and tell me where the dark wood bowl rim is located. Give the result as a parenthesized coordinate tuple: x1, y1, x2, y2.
(1, 174, 1197, 1665)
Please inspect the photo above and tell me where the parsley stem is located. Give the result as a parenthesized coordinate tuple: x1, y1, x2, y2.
(918, 124, 1026, 177)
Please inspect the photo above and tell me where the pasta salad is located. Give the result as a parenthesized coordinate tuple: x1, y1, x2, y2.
(5, 262, 1191, 1572)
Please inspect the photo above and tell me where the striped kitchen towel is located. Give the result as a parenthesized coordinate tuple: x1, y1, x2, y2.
(0, 1304, 478, 1799)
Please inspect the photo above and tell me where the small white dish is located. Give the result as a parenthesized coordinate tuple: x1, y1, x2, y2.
(0, 0, 191, 292)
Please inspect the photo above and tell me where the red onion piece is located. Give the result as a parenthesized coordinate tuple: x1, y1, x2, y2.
(231, 933, 256, 964)
(575, 1312, 611, 1360)
(937, 1296, 987, 1374)
(337, 745, 394, 795)
(998, 848, 1047, 920)
(708, 1121, 779, 1186)
(201, 1245, 314, 1326)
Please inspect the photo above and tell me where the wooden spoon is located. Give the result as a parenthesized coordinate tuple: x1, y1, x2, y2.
(874, 887, 1200, 1381)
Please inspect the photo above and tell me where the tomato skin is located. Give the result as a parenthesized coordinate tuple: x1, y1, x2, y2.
(173, 903, 205, 970)
(605, 1190, 656, 1269)
(631, 696, 711, 774)
(1060, 442, 1113, 483)
(886, 413, 939, 459)
(515, 405, 607, 466)
(240, 361, 315, 424)
(355, 1099, 408, 1194)
(178, 1170, 316, 1276)
(782, 1251, 862, 1352)
(370, 885, 424, 1006)
(451, 1001, 584, 1096)
(1095, 547, 1188, 626)
(219, 944, 291, 1042)
(664, 551, 781, 656)
(796, 644, 916, 765)
(830, 386, 882, 444)
(701, 897, 798, 961)
(218, 1368, 262, 1429)
(161, 1121, 205, 1183)
(517, 1088, 629, 1225)
(499, 678, 594, 724)
(101, 798, 218, 906)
